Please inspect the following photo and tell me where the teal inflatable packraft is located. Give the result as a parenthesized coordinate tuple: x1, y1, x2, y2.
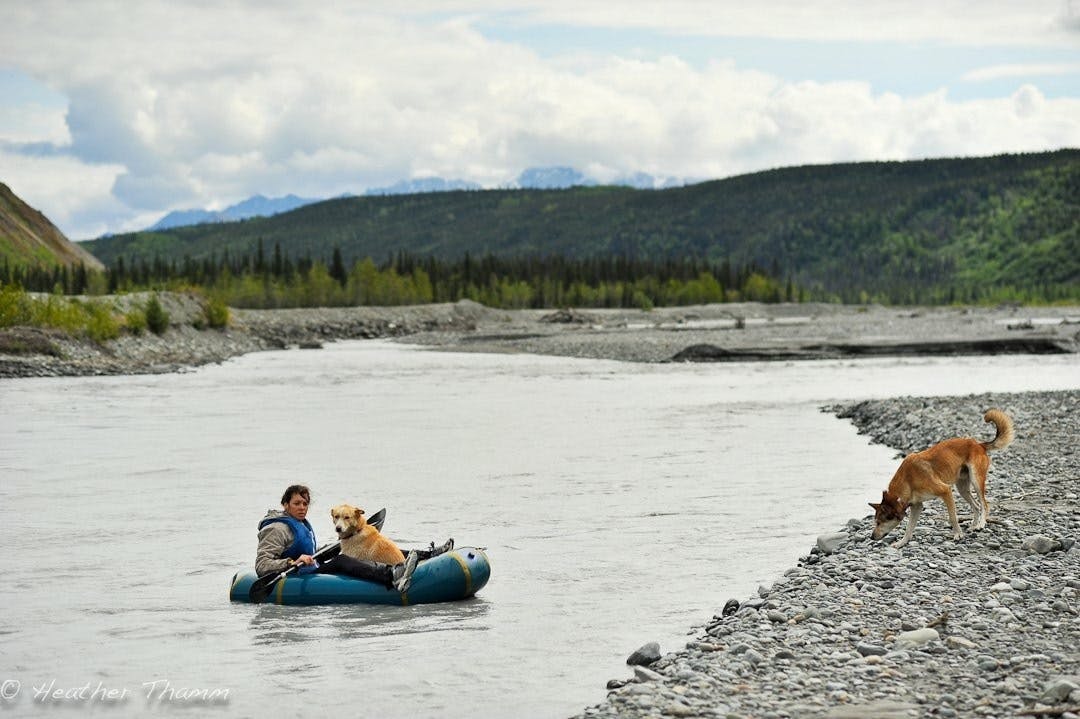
(230, 547, 490, 606)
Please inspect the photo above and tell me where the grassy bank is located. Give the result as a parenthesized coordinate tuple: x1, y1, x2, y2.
(0, 284, 228, 343)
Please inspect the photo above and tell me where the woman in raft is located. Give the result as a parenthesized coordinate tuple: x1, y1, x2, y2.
(255, 484, 452, 593)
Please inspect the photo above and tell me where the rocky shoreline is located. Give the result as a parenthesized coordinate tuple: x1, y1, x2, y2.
(1, 294, 1078, 377)
(574, 391, 1079, 719)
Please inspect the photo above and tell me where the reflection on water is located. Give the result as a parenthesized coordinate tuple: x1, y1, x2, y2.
(248, 598, 492, 644)
(1, 341, 1076, 718)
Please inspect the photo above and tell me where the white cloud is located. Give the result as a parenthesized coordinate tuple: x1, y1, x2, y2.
(0, 102, 70, 146)
(963, 62, 1080, 82)
(0, 0, 1077, 237)
(0, 149, 129, 238)
(413, 0, 1079, 47)
(1013, 84, 1046, 118)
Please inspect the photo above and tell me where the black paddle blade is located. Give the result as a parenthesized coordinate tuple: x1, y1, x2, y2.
(248, 571, 286, 604)
(368, 507, 386, 531)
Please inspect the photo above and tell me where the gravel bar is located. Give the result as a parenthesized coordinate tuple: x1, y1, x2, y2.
(2, 296, 1078, 377)
(573, 390, 1079, 719)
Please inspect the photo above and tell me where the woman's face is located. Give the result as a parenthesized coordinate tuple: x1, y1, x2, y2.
(283, 493, 309, 521)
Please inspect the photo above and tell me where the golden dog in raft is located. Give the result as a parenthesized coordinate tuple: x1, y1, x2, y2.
(329, 503, 406, 564)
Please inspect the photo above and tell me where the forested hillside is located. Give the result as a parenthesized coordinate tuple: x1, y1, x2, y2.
(83, 150, 1080, 303)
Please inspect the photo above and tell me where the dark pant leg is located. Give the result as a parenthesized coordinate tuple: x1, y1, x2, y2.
(317, 555, 395, 588)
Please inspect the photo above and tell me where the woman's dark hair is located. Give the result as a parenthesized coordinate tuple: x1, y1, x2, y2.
(281, 484, 311, 506)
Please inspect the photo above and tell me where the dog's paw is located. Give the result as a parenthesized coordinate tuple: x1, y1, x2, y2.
(952, 531, 963, 541)
(890, 539, 909, 549)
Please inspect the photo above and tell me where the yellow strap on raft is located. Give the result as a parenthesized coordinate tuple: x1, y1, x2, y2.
(447, 550, 473, 596)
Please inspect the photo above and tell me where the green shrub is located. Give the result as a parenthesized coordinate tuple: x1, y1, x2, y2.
(203, 296, 230, 328)
(124, 308, 147, 335)
(0, 284, 122, 341)
(632, 290, 654, 311)
(85, 302, 120, 342)
(145, 294, 170, 335)
(0, 283, 31, 327)
(33, 294, 85, 332)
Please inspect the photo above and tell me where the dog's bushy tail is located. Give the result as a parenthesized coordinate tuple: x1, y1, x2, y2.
(982, 408, 1015, 451)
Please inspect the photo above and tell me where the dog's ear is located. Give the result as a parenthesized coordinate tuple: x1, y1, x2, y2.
(869, 502, 880, 510)
(353, 507, 364, 522)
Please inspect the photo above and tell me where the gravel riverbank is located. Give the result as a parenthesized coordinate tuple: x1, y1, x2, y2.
(404, 303, 1080, 364)
(574, 390, 1079, 719)
(1, 294, 1078, 377)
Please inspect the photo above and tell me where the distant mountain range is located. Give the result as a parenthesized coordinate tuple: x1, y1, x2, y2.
(148, 193, 319, 231)
(145, 167, 685, 231)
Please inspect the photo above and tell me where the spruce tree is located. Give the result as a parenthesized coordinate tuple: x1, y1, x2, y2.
(330, 247, 347, 287)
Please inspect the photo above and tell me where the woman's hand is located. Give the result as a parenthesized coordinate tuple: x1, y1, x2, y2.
(292, 554, 315, 566)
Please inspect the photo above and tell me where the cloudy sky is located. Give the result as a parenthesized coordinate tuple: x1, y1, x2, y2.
(2, 1, 1078, 239)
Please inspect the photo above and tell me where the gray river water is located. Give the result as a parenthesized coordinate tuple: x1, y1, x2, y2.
(1, 341, 1077, 718)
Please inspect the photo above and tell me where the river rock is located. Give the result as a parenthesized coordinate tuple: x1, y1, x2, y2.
(817, 532, 849, 555)
(855, 643, 888, 656)
(945, 636, 978, 650)
(1022, 535, 1062, 554)
(627, 642, 661, 666)
(1040, 677, 1080, 703)
(632, 666, 665, 682)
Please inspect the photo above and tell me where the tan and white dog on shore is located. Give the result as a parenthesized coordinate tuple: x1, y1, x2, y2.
(870, 409, 1014, 548)
(329, 504, 406, 564)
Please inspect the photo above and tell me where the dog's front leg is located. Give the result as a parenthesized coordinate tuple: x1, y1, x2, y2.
(891, 503, 922, 548)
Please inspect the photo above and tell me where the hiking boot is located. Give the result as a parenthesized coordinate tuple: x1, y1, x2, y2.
(393, 551, 419, 593)
(428, 538, 454, 556)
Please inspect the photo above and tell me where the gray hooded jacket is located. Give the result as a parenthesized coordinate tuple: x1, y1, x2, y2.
(255, 509, 300, 576)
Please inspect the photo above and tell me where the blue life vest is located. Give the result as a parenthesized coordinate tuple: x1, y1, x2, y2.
(259, 515, 317, 560)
